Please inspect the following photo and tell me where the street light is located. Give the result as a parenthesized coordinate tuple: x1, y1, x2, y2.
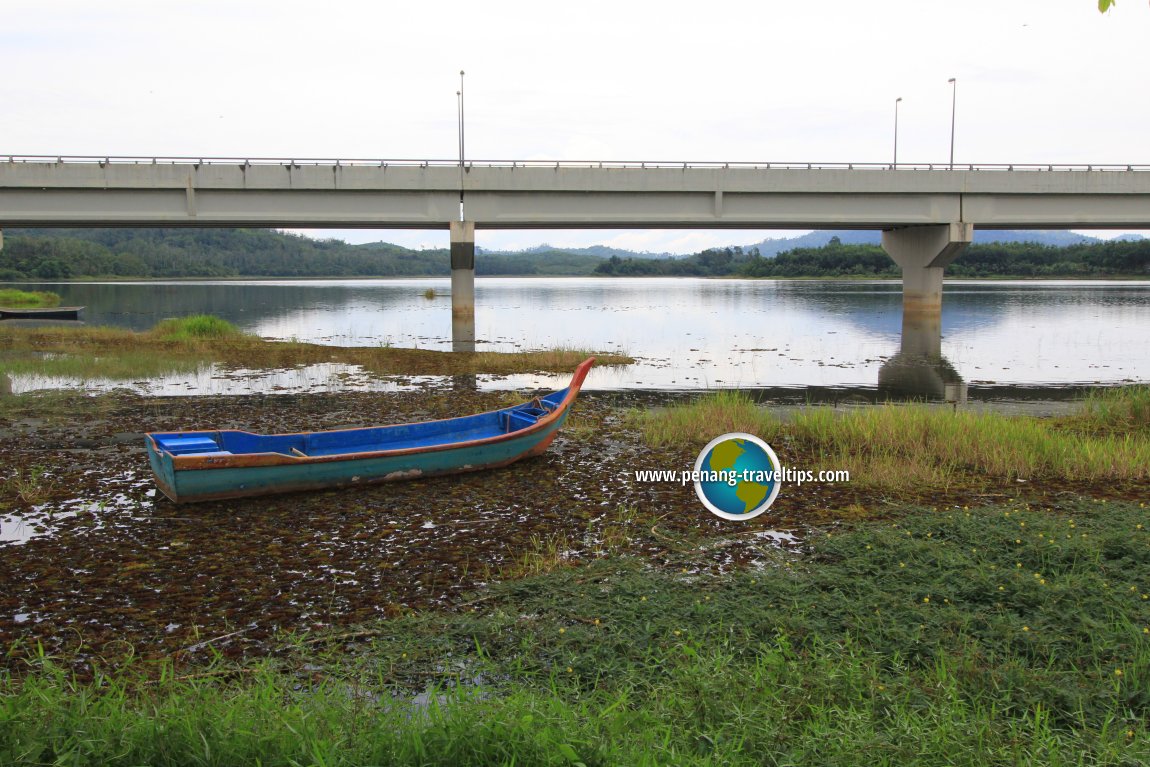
(948, 77, 957, 170)
(457, 70, 466, 221)
(893, 96, 903, 169)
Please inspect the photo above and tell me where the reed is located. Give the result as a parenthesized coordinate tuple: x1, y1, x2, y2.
(632, 389, 781, 448)
(634, 389, 1150, 488)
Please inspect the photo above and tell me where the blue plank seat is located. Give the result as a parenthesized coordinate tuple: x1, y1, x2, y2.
(157, 436, 230, 456)
(501, 404, 550, 433)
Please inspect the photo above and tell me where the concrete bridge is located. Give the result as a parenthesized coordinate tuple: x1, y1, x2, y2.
(2, 155, 1149, 347)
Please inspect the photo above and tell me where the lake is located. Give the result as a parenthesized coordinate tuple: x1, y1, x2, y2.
(4, 277, 1149, 398)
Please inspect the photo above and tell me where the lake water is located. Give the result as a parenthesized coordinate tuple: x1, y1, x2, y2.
(5, 278, 1149, 398)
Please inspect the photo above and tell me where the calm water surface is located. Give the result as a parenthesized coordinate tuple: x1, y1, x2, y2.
(6, 278, 1149, 395)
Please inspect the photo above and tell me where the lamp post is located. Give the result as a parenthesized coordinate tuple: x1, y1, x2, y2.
(457, 69, 466, 221)
(948, 77, 957, 170)
(893, 96, 902, 169)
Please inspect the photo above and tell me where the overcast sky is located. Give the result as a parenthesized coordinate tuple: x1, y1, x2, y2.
(4, 0, 1147, 252)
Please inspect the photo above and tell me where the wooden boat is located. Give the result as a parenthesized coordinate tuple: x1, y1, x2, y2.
(145, 357, 595, 504)
(0, 306, 84, 320)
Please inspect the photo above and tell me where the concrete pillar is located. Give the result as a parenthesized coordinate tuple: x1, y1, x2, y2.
(450, 220, 476, 352)
(881, 222, 973, 316)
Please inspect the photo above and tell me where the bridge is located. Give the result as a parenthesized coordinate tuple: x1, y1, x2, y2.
(2, 155, 1149, 346)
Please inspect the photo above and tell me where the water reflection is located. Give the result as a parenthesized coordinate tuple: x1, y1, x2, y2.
(877, 312, 967, 402)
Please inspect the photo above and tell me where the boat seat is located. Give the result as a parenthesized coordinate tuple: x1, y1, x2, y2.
(503, 406, 549, 433)
(158, 436, 223, 455)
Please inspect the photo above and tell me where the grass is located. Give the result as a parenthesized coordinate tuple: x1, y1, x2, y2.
(633, 388, 1150, 490)
(1, 466, 56, 504)
(151, 314, 243, 341)
(0, 289, 61, 308)
(5, 501, 1150, 764)
(0, 316, 633, 381)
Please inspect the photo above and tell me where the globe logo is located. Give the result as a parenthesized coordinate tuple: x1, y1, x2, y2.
(694, 433, 782, 520)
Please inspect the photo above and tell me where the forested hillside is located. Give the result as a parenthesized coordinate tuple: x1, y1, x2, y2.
(594, 237, 1150, 278)
(2, 228, 1148, 280)
(0, 228, 607, 279)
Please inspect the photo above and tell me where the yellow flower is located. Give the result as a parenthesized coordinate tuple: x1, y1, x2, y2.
(1115, 668, 1124, 677)
(899, 562, 906, 568)
(999, 586, 1005, 591)
(1020, 521, 1026, 527)
(567, 666, 573, 673)
(641, 596, 647, 602)
(674, 630, 681, 636)
(1022, 626, 1030, 632)
(1015, 539, 1022, 544)
(923, 597, 930, 603)
(593, 618, 601, 625)
(559, 627, 566, 634)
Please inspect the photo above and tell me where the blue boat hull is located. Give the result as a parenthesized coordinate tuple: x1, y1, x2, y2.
(145, 358, 593, 504)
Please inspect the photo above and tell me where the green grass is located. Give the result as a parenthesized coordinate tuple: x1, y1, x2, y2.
(633, 388, 1150, 489)
(151, 314, 243, 341)
(0, 289, 61, 308)
(0, 318, 632, 381)
(634, 389, 780, 448)
(5, 502, 1150, 765)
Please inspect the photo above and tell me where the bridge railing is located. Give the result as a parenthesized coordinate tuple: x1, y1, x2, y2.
(1, 155, 1147, 172)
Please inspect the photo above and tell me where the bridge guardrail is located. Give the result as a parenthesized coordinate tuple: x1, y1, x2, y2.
(1, 155, 1146, 172)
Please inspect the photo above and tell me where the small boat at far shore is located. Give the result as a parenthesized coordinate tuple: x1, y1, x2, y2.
(146, 357, 596, 504)
(0, 306, 85, 320)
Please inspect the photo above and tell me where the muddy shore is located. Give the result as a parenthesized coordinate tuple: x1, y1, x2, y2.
(1, 386, 1141, 671)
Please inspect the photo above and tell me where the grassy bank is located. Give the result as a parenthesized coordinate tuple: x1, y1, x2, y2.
(0, 289, 60, 308)
(4, 501, 1150, 765)
(632, 388, 1150, 491)
(0, 315, 632, 379)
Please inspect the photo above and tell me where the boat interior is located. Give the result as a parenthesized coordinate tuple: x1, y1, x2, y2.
(151, 388, 568, 458)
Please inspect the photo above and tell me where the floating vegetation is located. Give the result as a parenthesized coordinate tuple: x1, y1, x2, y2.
(422, 287, 437, 300)
(0, 289, 61, 308)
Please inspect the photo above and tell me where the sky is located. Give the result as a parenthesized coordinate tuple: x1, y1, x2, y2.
(3, 0, 1147, 253)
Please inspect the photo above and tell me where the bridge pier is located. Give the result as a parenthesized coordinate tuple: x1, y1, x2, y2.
(450, 220, 476, 352)
(881, 223, 972, 317)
